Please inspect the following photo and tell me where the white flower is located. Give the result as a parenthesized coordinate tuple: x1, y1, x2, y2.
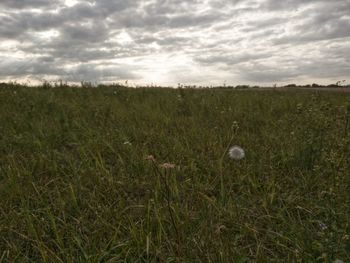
(319, 222, 328, 231)
(228, 145, 245, 160)
(123, 141, 132, 146)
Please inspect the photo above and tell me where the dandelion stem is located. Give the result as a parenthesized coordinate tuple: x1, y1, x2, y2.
(219, 133, 236, 204)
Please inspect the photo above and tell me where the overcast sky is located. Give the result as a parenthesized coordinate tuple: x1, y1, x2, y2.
(1, 0, 349, 86)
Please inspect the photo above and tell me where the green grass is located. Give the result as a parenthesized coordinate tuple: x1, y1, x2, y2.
(0, 85, 350, 262)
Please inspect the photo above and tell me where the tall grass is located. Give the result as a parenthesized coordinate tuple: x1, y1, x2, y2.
(0, 85, 349, 262)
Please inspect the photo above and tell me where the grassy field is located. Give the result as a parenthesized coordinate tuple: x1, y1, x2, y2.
(0, 84, 350, 262)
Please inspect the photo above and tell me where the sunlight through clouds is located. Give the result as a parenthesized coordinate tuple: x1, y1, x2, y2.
(64, 0, 79, 7)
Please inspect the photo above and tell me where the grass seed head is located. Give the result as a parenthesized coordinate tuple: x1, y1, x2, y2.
(159, 163, 176, 169)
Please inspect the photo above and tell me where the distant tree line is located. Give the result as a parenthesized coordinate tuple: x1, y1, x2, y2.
(0, 80, 349, 89)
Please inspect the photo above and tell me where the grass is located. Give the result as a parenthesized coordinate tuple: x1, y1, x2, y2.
(0, 84, 350, 262)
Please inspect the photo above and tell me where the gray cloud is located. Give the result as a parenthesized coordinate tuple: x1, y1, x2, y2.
(0, 57, 138, 82)
(273, 1, 350, 44)
(60, 22, 110, 43)
(0, 0, 61, 9)
(196, 52, 271, 66)
(0, 0, 349, 85)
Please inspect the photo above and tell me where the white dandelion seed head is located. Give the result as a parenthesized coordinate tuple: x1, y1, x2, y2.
(228, 145, 245, 160)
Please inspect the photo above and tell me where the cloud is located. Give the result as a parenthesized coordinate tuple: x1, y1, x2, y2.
(196, 52, 271, 66)
(272, 1, 350, 44)
(0, 0, 349, 85)
(0, 0, 61, 9)
(0, 57, 139, 82)
(60, 22, 110, 43)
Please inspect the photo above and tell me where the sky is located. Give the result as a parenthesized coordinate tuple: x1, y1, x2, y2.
(0, 0, 349, 86)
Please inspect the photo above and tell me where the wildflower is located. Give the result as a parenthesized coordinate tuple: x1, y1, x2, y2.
(123, 141, 132, 146)
(297, 103, 303, 113)
(319, 222, 328, 231)
(214, 224, 227, 235)
(228, 145, 245, 160)
(159, 163, 176, 169)
(231, 121, 239, 129)
(145, 155, 156, 162)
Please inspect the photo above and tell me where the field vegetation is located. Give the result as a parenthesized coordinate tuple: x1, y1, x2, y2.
(0, 83, 350, 262)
